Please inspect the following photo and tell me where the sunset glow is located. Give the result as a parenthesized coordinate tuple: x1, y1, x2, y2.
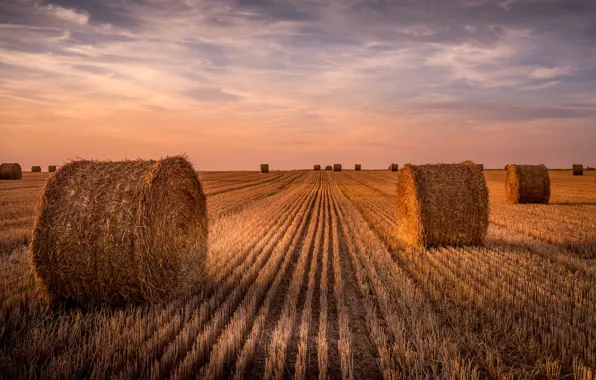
(1, 0, 595, 169)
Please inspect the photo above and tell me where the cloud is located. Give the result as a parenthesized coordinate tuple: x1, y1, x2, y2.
(185, 88, 242, 102)
(530, 66, 574, 79)
(42, 4, 89, 25)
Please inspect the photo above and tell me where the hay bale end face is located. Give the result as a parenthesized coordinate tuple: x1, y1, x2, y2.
(505, 164, 550, 204)
(389, 164, 398, 172)
(0, 163, 22, 180)
(48, 165, 57, 173)
(31, 156, 208, 305)
(573, 164, 584, 176)
(314, 165, 321, 171)
(355, 164, 361, 171)
(396, 163, 489, 248)
(32, 166, 42, 172)
(325, 165, 332, 171)
(333, 164, 342, 172)
(260, 164, 269, 173)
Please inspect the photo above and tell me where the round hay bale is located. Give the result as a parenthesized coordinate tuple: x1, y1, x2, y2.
(389, 164, 398, 172)
(325, 165, 332, 171)
(0, 163, 22, 180)
(31, 156, 208, 305)
(260, 164, 269, 173)
(355, 164, 361, 171)
(505, 164, 550, 204)
(314, 165, 321, 171)
(48, 165, 57, 173)
(32, 166, 42, 172)
(460, 160, 484, 171)
(333, 164, 342, 172)
(573, 164, 583, 176)
(396, 163, 489, 248)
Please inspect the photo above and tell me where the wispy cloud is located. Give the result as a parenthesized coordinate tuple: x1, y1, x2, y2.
(0, 0, 595, 169)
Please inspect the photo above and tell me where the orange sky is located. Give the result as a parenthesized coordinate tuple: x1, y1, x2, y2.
(1, 0, 595, 170)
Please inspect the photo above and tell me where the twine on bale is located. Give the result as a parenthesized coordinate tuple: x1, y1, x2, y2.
(0, 163, 22, 180)
(30, 156, 208, 305)
(505, 164, 550, 204)
(396, 163, 489, 248)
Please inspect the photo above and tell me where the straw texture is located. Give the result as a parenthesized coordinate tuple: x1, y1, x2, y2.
(30, 156, 208, 305)
(396, 163, 489, 248)
(505, 164, 550, 204)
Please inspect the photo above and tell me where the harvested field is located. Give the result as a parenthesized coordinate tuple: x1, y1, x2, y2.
(1, 169, 596, 379)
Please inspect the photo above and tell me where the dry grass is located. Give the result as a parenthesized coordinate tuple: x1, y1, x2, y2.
(1, 168, 596, 379)
(31, 157, 208, 305)
(505, 164, 550, 204)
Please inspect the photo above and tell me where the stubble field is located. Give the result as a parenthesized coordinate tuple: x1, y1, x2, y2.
(1, 169, 596, 379)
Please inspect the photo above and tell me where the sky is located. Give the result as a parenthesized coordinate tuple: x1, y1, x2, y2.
(1, 0, 595, 170)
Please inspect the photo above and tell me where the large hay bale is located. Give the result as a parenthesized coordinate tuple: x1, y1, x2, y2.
(355, 164, 361, 171)
(32, 166, 41, 172)
(389, 163, 398, 172)
(260, 164, 269, 173)
(396, 163, 489, 248)
(325, 165, 332, 171)
(31, 156, 208, 305)
(48, 165, 57, 173)
(0, 163, 22, 180)
(314, 165, 321, 171)
(505, 164, 550, 204)
(573, 164, 584, 176)
(333, 164, 342, 172)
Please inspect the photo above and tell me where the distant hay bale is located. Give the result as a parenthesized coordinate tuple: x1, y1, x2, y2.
(355, 164, 361, 171)
(505, 164, 550, 204)
(30, 156, 208, 305)
(333, 164, 342, 172)
(314, 165, 321, 171)
(0, 163, 22, 180)
(32, 166, 42, 172)
(389, 164, 398, 172)
(573, 164, 584, 176)
(48, 165, 57, 173)
(460, 160, 484, 171)
(396, 163, 489, 248)
(260, 164, 269, 173)
(325, 165, 332, 171)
